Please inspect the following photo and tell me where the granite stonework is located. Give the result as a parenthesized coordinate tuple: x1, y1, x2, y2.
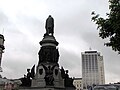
(19, 15, 75, 90)
(19, 87, 75, 90)
(19, 87, 64, 90)
(31, 63, 64, 88)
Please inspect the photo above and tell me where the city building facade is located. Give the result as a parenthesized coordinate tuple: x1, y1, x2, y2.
(73, 78, 83, 90)
(81, 51, 105, 89)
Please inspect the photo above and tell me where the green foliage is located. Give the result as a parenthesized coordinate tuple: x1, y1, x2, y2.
(91, 0, 120, 53)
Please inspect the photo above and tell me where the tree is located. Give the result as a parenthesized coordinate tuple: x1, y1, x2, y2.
(91, 0, 120, 53)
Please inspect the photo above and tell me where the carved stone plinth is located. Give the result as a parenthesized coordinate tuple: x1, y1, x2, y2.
(31, 62, 64, 89)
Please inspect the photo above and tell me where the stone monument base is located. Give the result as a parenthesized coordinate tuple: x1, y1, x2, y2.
(19, 86, 75, 90)
(19, 86, 65, 90)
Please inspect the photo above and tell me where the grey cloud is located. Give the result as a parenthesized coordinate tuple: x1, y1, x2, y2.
(16, 14, 44, 36)
(0, 11, 8, 25)
(2, 29, 39, 78)
(59, 48, 81, 77)
(0, 0, 119, 83)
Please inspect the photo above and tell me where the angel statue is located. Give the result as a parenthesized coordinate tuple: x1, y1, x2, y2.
(41, 64, 56, 85)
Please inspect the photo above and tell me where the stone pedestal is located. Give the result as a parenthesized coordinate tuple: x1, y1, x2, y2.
(31, 63, 64, 89)
(19, 87, 65, 90)
(30, 30, 64, 89)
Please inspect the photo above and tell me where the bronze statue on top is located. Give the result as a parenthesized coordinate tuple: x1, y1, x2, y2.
(45, 15, 54, 36)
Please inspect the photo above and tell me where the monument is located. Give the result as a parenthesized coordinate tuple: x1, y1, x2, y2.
(19, 15, 75, 90)
(31, 15, 64, 90)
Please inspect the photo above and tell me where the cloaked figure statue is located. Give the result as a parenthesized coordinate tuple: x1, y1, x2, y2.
(20, 65, 35, 87)
(45, 15, 54, 36)
(60, 67, 75, 87)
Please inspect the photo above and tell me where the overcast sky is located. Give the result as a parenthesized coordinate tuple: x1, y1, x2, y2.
(0, 0, 120, 84)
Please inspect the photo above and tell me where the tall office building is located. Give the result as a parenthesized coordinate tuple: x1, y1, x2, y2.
(81, 51, 105, 89)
